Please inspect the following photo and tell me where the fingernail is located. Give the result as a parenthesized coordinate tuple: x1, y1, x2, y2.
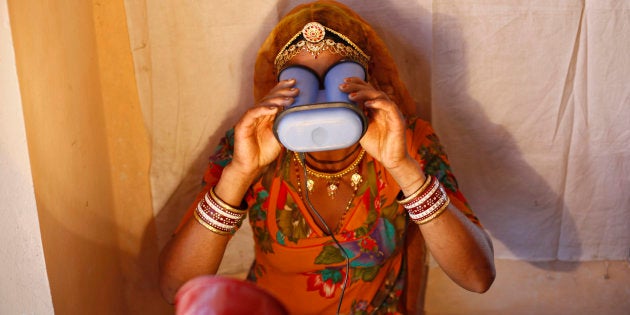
(349, 92, 358, 98)
(344, 78, 352, 83)
(339, 83, 348, 89)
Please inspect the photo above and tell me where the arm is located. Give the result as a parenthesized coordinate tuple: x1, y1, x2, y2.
(158, 79, 298, 303)
(388, 158, 495, 293)
(403, 221, 428, 314)
(343, 78, 495, 293)
(158, 164, 258, 303)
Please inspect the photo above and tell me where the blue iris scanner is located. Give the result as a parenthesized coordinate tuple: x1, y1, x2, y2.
(273, 60, 368, 152)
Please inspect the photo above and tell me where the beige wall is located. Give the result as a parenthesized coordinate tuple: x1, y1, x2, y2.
(0, 1, 53, 313)
(7, 0, 169, 313)
(4, 0, 630, 314)
(425, 259, 630, 315)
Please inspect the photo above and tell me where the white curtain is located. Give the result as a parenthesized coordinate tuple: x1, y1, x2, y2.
(124, 0, 630, 267)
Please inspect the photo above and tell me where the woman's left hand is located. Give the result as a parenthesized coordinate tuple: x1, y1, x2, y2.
(340, 78, 410, 169)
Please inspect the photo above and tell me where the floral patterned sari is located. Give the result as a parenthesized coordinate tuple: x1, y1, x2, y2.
(182, 117, 479, 314)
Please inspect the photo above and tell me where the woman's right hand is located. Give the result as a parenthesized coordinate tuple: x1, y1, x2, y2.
(229, 79, 298, 177)
(158, 81, 299, 302)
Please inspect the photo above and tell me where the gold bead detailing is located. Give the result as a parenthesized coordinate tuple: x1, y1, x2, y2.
(293, 148, 366, 200)
(274, 22, 370, 74)
(294, 149, 365, 179)
(292, 154, 359, 233)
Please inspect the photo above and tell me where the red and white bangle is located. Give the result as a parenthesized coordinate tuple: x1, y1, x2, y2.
(397, 175, 450, 225)
(194, 187, 247, 235)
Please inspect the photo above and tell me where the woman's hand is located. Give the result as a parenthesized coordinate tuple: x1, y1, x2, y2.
(340, 78, 410, 170)
(229, 79, 298, 177)
(158, 79, 300, 304)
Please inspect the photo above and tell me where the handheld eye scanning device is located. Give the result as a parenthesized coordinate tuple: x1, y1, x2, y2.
(273, 60, 368, 152)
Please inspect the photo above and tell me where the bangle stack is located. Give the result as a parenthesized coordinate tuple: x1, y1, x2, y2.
(397, 175, 450, 225)
(193, 187, 247, 235)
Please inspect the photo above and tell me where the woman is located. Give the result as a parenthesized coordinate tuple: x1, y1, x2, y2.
(159, 1, 495, 314)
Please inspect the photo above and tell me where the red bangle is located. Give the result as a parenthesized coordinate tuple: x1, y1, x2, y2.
(193, 187, 247, 235)
(397, 175, 450, 225)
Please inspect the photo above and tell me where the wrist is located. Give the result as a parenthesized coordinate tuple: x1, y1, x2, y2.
(223, 161, 263, 183)
(213, 164, 259, 206)
(386, 156, 427, 195)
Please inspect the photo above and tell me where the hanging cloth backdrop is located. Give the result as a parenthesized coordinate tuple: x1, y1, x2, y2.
(124, 0, 630, 265)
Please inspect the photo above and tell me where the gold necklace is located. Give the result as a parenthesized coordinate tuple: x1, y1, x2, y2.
(293, 156, 359, 233)
(293, 149, 365, 199)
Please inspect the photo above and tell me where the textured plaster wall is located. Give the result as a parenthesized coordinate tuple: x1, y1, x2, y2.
(425, 259, 630, 315)
(0, 0, 53, 312)
(7, 0, 169, 313)
(3, 0, 629, 314)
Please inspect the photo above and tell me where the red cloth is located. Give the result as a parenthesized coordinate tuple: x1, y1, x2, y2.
(175, 275, 288, 315)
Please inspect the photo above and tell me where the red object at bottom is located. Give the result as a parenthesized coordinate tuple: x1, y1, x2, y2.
(175, 275, 289, 315)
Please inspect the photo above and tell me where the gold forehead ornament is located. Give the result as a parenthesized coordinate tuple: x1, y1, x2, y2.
(274, 22, 370, 73)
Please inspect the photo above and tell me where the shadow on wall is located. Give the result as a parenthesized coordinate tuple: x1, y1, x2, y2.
(37, 206, 172, 314)
(432, 13, 581, 270)
(342, 0, 434, 120)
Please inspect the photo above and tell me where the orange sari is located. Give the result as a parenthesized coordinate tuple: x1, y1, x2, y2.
(182, 118, 479, 314)
(178, 2, 480, 313)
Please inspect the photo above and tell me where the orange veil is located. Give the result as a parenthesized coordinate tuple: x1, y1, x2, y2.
(253, 0, 416, 117)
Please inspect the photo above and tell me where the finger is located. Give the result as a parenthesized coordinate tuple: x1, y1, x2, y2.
(275, 78, 296, 89)
(258, 96, 295, 108)
(364, 98, 406, 127)
(260, 79, 299, 105)
(236, 106, 280, 134)
(338, 78, 369, 94)
(261, 88, 299, 101)
(339, 79, 389, 103)
(349, 88, 389, 105)
(343, 77, 368, 85)
(272, 87, 299, 98)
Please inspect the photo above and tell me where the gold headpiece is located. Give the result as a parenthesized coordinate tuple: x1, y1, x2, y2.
(274, 22, 370, 74)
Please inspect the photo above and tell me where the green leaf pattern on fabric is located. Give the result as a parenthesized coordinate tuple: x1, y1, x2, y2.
(352, 265, 380, 282)
(314, 245, 347, 265)
(249, 190, 268, 221)
(417, 133, 460, 193)
(253, 226, 274, 254)
(276, 193, 311, 244)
